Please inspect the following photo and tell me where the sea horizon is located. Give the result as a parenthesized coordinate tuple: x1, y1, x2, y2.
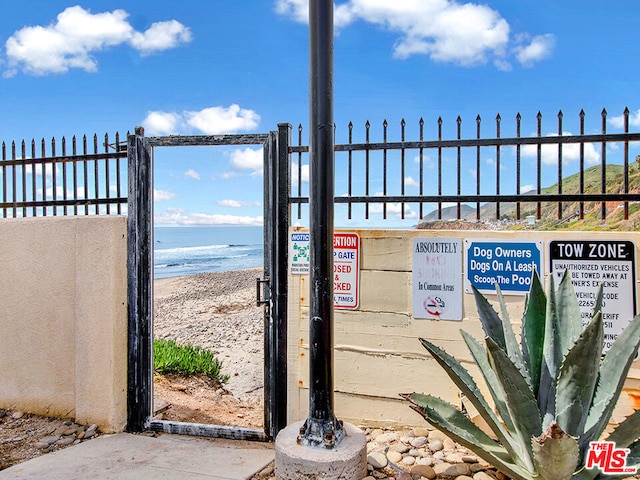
(153, 225, 263, 279)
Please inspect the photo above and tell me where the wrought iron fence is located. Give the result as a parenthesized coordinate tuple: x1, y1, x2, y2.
(290, 108, 640, 225)
(0, 133, 127, 218)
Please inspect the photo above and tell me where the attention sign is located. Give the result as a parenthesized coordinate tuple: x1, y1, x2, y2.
(333, 233, 360, 309)
(550, 240, 636, 350)
(465, 240, 543, 294)
(289, 231, 361, 309)
(412, 238, 463, 321)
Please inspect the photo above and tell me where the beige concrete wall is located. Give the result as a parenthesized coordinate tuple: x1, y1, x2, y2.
(287, 227, 640, 429)
(0, 216, 128, 433)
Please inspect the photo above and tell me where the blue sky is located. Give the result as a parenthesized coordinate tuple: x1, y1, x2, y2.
(1, 1, 639, 227)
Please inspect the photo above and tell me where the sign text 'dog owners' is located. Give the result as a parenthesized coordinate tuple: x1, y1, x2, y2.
(465, 240, 543, 294)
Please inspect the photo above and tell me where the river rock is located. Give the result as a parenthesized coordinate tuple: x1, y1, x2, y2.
(474, 472, 496, 480)
(387, 450, 403, 463)
(429, 438, 444, 451)
(367, 451, 388, 469)
(412, 465, 436, 479)
(442, 463, 472, 477)
(410, 436, 428, 447)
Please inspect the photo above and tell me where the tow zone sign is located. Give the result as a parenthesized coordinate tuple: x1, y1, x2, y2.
(289, 232, 360, 310)
(550, 240, 636, 350)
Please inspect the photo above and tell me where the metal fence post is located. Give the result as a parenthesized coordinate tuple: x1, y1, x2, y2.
(299, 0, 345, 449)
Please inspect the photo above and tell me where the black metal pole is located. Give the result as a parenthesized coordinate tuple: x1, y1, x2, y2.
(299, 0, 344, 449)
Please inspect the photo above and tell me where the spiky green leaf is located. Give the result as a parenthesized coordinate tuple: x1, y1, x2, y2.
(556, 313, 603, 438)
(461, 331, 517, 434)
(404, 393, 533, 480)
(472, 285, 506, 351)
(419, 336, 521, 460)
(487, 337, 542, 466)
(496, 284, 531, 388)
(521, 269, 547, 397)
(606, 408, 640, 448)
(540, 273, 559, 429)
(532, 422, 579, 480)
(583, 314, 640, 449)
(555, 270, 584, 358)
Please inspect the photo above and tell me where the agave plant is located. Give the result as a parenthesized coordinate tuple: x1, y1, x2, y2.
(403, 270, 640, 480)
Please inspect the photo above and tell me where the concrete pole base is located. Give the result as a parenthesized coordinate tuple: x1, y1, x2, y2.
(275, 421, 367, 480)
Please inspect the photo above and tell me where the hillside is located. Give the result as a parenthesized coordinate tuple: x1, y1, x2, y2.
(418, 163, 640, 231)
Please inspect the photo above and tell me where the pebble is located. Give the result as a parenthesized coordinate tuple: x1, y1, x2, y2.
(442, 463, 472, 477)
(375, 432, 397, 444)
(413, 427, 431, 437)
(11, 411, 24, 419)
(84, 424, 98, 439)
(412, 465, 436, 479)
(389, 443, 410, 454)
(387, 451, 403, 463)
(429, 438, 444, 451)
(367, 451, 388, 469)
(40, 435, 60, 445)
(361, 426, 511, 480)
(410, 436, 428, 447)
(474, 472, 496, 480)
(401, 456, 415, 466)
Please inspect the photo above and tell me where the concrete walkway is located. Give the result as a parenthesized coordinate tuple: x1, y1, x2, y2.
(0, 433, 275, 480)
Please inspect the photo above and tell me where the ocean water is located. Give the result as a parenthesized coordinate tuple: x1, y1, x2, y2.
(154, 226, 263, 279)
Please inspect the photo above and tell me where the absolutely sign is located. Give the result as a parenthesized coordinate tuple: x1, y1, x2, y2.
(412, 238, 463, 320)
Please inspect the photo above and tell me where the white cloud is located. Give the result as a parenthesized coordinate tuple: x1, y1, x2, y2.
(229, 147, 264, 176)
(513, 33, 555, 67)
(186, 105, 261, 134)
(129, 20, 192, 56)
(404, 176, 419, 188)
(156, 207, 262, 226)
(24, 162, 56, 178)
(4, 6, 191, 77)
(154, 188, 176, 201)
(610, 109, 640, 129)
(142, 112, 181, 136)
(275, 0, 354, 28)
(217, 199, 261, 208)
(142, 104, 261, 135)
(522, 132, 600, 166)
(521, 184, 535, 193)
(292, 164, 310, 184)
(369, 191, 418, 219)
(184, 169, 200, 180)
(276, 0, 554, 68)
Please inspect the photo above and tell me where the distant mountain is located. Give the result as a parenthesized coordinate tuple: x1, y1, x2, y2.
(417, 163, 640, 230)
(420, 204, 476, 222)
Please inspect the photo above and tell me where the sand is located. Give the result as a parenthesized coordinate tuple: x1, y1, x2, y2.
(153, 267, 265, 427)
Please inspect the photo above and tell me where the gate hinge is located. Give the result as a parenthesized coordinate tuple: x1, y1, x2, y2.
(256, 276, 270, 306)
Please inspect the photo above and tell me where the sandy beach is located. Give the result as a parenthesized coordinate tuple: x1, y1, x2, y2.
(153, 267, 265, 428)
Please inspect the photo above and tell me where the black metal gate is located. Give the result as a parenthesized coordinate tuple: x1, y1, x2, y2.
(126, 124, 290, 440)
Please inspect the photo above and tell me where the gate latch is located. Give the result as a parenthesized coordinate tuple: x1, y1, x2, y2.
(256, 276, 270, 306)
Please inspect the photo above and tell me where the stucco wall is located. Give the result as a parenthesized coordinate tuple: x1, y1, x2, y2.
(0, 216, 128, 433)
(287, 227, 640, 429)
